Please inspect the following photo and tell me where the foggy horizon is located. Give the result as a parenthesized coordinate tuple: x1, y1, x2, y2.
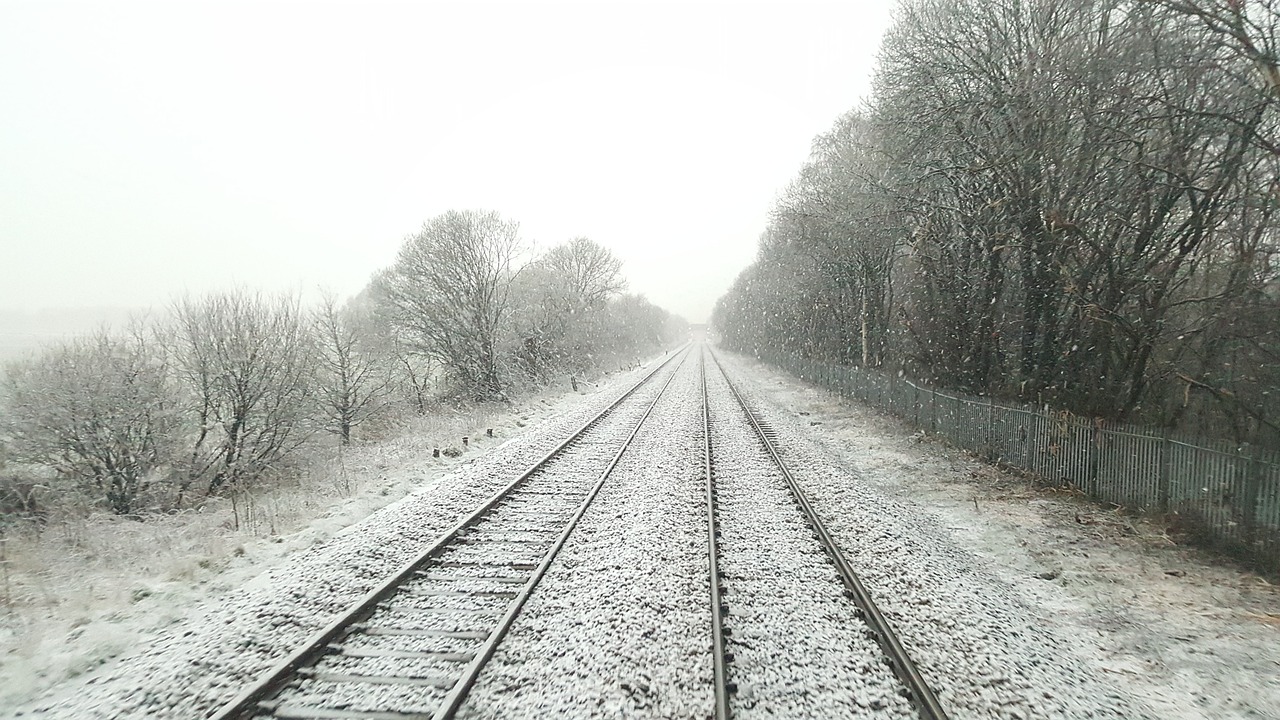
(1, 1, 895, 327)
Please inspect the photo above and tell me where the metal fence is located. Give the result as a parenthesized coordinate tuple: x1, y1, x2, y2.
(761, 352, 1280, 575)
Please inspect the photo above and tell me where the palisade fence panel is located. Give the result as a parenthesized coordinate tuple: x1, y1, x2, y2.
(766, 351, 1280, 575)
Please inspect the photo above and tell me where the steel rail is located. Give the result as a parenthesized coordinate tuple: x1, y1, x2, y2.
(705, 346, 951, 720)
(700, 348, 732, 720)
(209, 345, 691, 720)
(433, 343, 689, 718)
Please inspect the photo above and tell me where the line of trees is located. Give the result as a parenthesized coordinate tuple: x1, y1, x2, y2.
(1, 213, 686, 517)
(714, 0, 1280, 446)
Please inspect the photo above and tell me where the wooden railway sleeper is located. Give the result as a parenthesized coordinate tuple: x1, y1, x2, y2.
(329, 646, 476, 663)
(401, 587, 518, 599)
(296, 667, 459, 689)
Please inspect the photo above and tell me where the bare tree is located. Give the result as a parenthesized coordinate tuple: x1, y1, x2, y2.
(776, 111, 901, 367)
(1151, 0, 1280, 101)
(507, 261, 575, 378)
(870, 0, 1274, 414)
(712, 229, 836, 361)
(376, 210, 523, 400)
(391, 342, 436, 414)
(347, 279, 438, 415)
(600, 294, 687, 358)
(508, 238, 626, 375)
(543, 237, 625, 309)
(0, 327, 180, 515)
(170, 291, 315, 498)
(716, 0, 1280, 444)
(312, 291, 394, 444)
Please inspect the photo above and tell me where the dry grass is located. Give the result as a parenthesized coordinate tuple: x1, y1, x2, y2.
(0, 399, 507, 709)
(0, 508, 238, 706)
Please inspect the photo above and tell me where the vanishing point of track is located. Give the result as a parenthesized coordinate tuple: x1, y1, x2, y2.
(209, 346, 690, 720)
(701, 346, 950, 720)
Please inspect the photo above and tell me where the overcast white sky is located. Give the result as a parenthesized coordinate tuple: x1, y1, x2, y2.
(0, 0, 894, 323)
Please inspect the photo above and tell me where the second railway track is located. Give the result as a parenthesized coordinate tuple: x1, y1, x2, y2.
(702, 346, 950, 720)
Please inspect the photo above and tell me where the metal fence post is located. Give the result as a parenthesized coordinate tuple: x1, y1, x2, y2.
(1157, 428, 1172, 514)
(1087, 419, 1102, 498)
(1240, 443, 1264, 551)
(986, 395, 996, 462)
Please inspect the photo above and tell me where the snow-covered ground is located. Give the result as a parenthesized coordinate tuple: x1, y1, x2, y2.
(3, 359, 669, 719)
(0, 400, 520, 707)
(8, 344, 1276, 719)
(458, 348, 711, 718)
(703, 356, 914, 719)
(716, 349, 1280, 720)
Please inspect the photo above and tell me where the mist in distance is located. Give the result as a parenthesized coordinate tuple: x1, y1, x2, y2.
(0, 0, 893, 348)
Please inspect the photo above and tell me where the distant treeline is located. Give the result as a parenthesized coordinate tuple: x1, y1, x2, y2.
(714, 0, 1279, 446)
(0, 210, 686, 517)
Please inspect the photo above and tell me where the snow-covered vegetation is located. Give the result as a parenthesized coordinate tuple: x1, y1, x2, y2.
(0, 216, 684, 705)
(0, 217, 683, 518)
(714, 0, 1280, 449)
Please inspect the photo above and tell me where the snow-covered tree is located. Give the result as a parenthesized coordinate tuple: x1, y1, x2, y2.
(312, 291, 394, 444)
(170, 291, 315, 497)
(507, 237, 627, 376)
(716, 0, 1280, 444)
(0, 327, 181, 514)
(376, 210, 523, 400)
(543, 237, 626, 310)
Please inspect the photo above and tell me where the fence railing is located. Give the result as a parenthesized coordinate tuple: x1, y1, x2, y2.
(759, 351, 1280, 576)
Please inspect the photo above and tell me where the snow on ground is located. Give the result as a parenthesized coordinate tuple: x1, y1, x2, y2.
(9, 343, 1277, 719)
(717, 349, 1280, 720)
(703, 357, 914, 720)
(2, 359, 667, 719)
(458, 350, 712, 719)
(262, 359, 688, 718)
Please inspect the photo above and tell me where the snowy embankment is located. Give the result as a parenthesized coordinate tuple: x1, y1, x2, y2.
(718, 349, 1280, 720)
(7, 359, 668, 720)
(713, 350, 1146, 719)
(3, 397, 513, 708)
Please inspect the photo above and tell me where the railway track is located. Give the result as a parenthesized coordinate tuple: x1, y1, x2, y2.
(209, 346, 690, 720)
(211, 343, 948, 719)
(702, 346, 951, 720)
